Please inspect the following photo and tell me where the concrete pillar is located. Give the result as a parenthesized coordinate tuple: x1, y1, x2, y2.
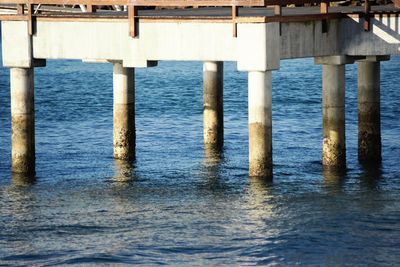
(322, 64, 346, 167)
(203, 61, 223, 148)
(248, 71, 272, 179)
(10, 67, 35, 174)
(358, 60, 381, 164)
(113, 62, 135, 160)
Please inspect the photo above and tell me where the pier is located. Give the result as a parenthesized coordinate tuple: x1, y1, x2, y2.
(1, 0, 399, 180)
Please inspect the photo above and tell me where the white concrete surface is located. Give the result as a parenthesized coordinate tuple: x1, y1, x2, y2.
(3, 16, 400, 69)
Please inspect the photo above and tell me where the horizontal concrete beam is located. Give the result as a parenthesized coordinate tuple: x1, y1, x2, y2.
(356, 55, 390, 62)
(2, 16, 400, 69)
(314, 55, 355, 65)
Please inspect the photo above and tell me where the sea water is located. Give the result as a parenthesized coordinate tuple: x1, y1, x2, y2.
(1, 45, 400, 265)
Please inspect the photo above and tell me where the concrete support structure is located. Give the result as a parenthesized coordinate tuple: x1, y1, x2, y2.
(203, 61, 223, 148)
(3, 13, 400, 179)
(10, 68, 35, 174)
(357, 58, 382, 164)
(248, 71, 272, 179)
(113, 62, 135, 160)
(321, 63, 346, 167)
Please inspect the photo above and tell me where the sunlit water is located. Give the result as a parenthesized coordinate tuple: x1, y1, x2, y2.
(1, 42, 400, 265)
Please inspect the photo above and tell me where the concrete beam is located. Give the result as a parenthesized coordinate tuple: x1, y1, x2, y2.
(237, 22, 280, 71)
(357, 55, 390, 62)
(314, 55, 355, 65)
(4, 16, 400, 68)
(2, 21, 31, 68)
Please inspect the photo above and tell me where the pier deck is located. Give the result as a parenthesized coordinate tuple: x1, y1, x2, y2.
(1, 4, 399, 21)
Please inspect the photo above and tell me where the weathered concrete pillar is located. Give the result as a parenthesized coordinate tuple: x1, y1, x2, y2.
(10, 67, 35, 174)
(321, 64, 346, 167)
(113, 62, 135, 160)
(315, 56, 354, 168)
(248, 71, 272, 179)
(357, 58, 382, 164)
(203, 61, 223, 148)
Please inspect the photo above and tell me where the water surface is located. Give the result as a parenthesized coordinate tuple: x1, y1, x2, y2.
(1, 51, 400, 265)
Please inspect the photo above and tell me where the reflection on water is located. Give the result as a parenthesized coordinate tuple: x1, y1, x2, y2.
(11, 172, 36, 186)
(112, 159, 136, 183)
(201, 145, 223, 182)
(247, 177, 275, 220)
(322, 166, 346, 193)
(247, 177, 274, 214)
(358, 163, 383, 191)
(1, 58, 400, 265)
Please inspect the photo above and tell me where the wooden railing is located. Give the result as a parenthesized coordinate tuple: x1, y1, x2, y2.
(0, 0, 385, 36)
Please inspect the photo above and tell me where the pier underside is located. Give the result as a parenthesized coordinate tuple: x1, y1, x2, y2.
(1, 3, 398, 178)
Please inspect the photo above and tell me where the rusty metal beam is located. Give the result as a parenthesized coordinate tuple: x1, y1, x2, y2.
(0, 14, 28, 20)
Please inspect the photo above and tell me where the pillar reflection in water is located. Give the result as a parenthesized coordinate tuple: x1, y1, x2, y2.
(246, 177, 276, 233)
(358, 163, 382, 191)
(201, 145, 223, 185)
(322, 167, 346, 193)
(248, 177, 273, 199)
(5, 173, 37, 228)
(112, 159, 136, 183)
(11, 172, 36, 186)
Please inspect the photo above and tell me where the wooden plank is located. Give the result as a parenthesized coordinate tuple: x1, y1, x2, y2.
(36, 15, 234, 23)
(128, 5, 137, 37)
(364, 0, 370, 31)
(17, 3, 24, 14)
(128, 0, 265, 6)
(28, 3, 32, 35)
(320, 1, 328, 33)
(320, 2, 328, 13)
(232, 5, 238, 37)
(36, 15, 128, 21)
(0, 0, 266, 6)
(0, 14, 27, 20)
(0, 14, 349, 23)
(0, 0, 343, 7)
(274, 5, 281, 16)
(86, 4, 96, 12)
(232, 16, 267, 22)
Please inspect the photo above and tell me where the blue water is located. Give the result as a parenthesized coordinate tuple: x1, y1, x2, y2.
(1, 46, 400, 265)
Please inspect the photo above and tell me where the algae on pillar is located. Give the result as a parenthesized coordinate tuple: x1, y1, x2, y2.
(357, 56, 388, 164)
(248, 71, 272, 179)
(203, 61, 223, 148)
(11, 68, 35, 174)
(113, 62, 135, 160)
